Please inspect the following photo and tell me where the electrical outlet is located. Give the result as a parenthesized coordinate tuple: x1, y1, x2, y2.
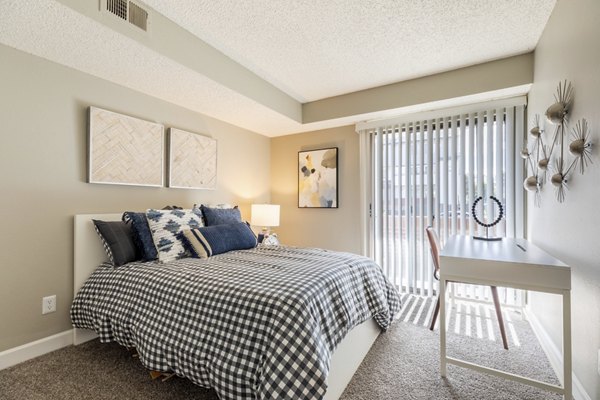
(42, 295, 56, 315)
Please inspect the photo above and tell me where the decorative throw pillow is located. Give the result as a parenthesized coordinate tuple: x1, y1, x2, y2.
(122, 212, 158, 261)
(123, 207, 201, 261)
(200, 204, 242, 226)
(192, 204, 233, 225)
(181, 222, 257, 258)
(193, 203, 234, 209)
(92, 219, 140, 267)
(162, 205, 183, 210)
(145, 209, 204, 263)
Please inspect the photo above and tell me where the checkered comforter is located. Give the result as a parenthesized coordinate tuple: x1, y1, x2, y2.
(71, 245, 401, 400)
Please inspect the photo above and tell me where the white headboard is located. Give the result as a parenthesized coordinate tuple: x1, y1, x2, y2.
(73, 213, 122, 345)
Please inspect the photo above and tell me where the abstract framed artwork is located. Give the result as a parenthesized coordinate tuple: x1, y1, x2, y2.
(298, 147, 338, 208)
(168, 128, 217, 189)
(88, 107, 164, 187)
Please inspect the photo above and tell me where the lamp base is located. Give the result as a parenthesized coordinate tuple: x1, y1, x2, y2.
(257, 227, 280, 245)
(262, 233, 279, 246)
(257, 227, 270, 244)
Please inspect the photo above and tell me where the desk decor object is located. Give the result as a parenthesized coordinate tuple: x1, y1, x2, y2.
(88, 107, 164, 187)
(168, 128, 217, 189)
(298, 147, 338, 208)
(251, 204, 280, 244)
(522, 80, 593, 204)
(471, 195, 503, 241)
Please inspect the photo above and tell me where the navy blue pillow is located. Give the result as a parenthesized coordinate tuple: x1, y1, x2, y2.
(181, 222, 257, 258)
(122, 212, 158, 261)
(93, 220, 140, 267)
(200, 205, 242, 226)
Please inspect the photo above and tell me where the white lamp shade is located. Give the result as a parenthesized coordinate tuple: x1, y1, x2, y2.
(251, 204, 280, 227)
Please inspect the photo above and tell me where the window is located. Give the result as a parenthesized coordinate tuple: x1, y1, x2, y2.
(358, 101, 526, 296)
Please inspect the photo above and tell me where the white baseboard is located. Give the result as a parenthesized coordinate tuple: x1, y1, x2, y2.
(525, 309, 591, 400)
(0, 330, 73, 370)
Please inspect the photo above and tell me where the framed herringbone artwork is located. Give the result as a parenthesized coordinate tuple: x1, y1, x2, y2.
(88, 107, 164, 187)
(168, 128, 217, 190)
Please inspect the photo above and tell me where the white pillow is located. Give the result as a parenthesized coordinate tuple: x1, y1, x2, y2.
(145, 209, 204, 263)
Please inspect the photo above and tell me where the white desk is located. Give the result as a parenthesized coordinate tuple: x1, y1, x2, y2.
(439, 235, 571, 399)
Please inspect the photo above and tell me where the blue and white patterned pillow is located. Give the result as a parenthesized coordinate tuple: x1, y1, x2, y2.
(145, 209, 204, 263)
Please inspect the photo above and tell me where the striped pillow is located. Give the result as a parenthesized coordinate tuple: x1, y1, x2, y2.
(182, 223, 257, 258)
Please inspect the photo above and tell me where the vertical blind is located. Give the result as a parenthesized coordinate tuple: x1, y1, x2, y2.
(358, 101, 526, 296)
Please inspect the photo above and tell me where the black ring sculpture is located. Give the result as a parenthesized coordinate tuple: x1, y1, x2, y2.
(471, 196, 504, 240)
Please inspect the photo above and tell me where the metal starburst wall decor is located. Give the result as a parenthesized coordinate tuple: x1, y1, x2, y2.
(521, 80, 593, 204)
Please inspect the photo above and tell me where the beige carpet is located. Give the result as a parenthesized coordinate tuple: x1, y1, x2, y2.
(340, 295, 561, 400)
(0, 296, 561, 399)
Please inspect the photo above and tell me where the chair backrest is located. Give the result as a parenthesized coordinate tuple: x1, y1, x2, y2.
(425, 226, 441, 280)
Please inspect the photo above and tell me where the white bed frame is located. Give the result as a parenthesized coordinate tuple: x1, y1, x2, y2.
(73, 213, 380, 400)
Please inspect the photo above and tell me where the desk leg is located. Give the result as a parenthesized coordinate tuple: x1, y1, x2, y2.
(562, 290, 572, 400)
(440, 278, 447, 377)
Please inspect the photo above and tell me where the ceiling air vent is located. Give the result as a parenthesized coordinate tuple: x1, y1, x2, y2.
(128, 2, 148, 31)
(104, 0, 148, 31)
(106, 0, 127, 20)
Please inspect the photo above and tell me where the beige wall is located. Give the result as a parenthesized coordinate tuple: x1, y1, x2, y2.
(303, 53, 533, 123)
(527, 0, 600, 398)
(271, 126, 360, 254)
(0, 44, 270, 352)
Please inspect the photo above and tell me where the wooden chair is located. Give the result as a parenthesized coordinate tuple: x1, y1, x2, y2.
(426, 226, 508, 350)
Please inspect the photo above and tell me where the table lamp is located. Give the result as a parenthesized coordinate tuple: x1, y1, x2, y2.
(251, 204, 280, 244)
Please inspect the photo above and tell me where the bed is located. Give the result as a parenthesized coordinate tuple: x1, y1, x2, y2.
(72, 213, 401, 400)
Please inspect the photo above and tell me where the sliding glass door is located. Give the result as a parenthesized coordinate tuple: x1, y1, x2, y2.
(359, 103, 526, 299)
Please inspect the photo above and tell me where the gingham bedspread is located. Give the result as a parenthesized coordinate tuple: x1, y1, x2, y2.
(71, 245, 401, 400)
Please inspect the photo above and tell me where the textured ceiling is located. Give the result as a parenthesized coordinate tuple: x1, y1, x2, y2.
(143, 0, 556, 102)
(0, 0, 305, 135)
(0, 0, 556, 136)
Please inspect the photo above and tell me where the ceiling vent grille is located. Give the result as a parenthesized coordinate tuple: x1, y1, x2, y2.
(104, 0, 148, 31)
(106, 0, 127, 20)
(128, 2, 148, 31)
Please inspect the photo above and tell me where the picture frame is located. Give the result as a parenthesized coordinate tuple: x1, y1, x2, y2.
(168, 128, 217, 190)
(88, 106, 164, 187)
(298, 147, 338, 208)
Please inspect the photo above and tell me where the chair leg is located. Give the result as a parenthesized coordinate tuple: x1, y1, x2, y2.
(490, 286, 509, 350)
(429, 295, 441, 331)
